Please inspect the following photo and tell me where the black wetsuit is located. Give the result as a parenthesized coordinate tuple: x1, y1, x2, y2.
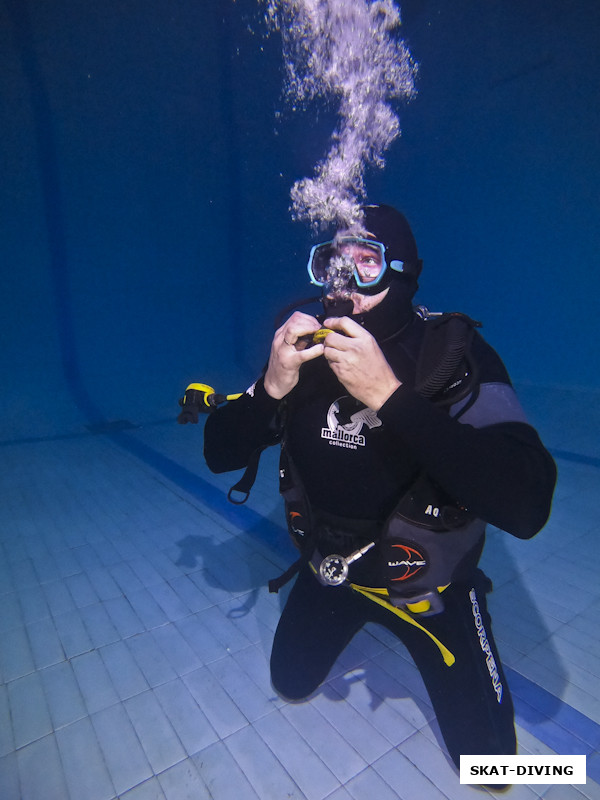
(203, 311, 556, 767)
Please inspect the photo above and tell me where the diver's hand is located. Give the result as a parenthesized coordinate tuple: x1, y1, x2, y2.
(264, 312, 324, 399)
(323, 316, 401, 410)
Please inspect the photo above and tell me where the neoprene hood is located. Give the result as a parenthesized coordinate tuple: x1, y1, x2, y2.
(361, 203, 422, 284)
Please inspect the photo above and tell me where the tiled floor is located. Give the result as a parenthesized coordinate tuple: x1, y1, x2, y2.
(1, 384, 599, 799)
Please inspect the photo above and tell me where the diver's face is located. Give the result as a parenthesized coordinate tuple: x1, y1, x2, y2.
(338, 235, 388, 313)
(349, 286, 389, 314)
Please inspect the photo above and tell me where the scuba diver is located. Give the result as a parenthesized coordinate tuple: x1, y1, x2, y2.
(194, 203, 557, 772)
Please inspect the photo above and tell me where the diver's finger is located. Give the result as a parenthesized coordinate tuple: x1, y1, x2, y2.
(322, 344, 345, 363)
(323, 316, 364, 337)
(322, 331, 351, 351)
(287, 310, 321, 326)
(283, 312, 321, 335)
(298, 343, 324, 362)
(281, 323, 322, 349)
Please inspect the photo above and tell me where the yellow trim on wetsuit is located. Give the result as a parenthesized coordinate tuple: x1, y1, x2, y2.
(351, 583, 451, 614)
(350, 584, 455, 667)
(307, 562, 455, 666)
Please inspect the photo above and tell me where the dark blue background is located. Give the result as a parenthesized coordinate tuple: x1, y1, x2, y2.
(2, 0, 598, 439)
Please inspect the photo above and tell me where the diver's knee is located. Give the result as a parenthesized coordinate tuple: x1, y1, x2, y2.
(270, 671, 318, 702)
(272, 685, 311, 703)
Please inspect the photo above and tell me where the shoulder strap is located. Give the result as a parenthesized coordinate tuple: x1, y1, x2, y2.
(268, 443, 318, 593)
(227, 444, 270, 504)
(226, 398, 287, 504)
(414, 310, 481, 406)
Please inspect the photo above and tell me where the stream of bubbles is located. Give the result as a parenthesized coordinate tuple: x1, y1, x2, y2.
(263, 0, 417, 231)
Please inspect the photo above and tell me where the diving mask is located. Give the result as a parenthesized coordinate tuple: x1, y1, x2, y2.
(307, 236, 407, 295)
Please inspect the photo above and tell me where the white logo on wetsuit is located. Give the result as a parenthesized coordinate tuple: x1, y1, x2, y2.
(321, 397, 382, 449)
(469, 588, 503, 703)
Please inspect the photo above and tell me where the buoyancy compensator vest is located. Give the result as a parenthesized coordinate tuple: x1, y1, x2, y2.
(270, 309, 486, 615)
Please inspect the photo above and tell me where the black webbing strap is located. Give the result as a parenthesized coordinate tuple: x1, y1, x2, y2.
(268, 552, 312, 593)
(227, 445, 269, 505)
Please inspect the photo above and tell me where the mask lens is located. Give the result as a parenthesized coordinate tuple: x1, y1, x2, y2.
(339, 240, 384, 286)
(307, 238, 387, 289)
(308, 242, 336, 285)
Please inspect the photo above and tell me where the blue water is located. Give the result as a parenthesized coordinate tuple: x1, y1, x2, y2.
(2, 0, 599, 425)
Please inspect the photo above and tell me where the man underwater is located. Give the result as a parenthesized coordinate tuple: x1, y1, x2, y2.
(201, 203, 557, 769)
